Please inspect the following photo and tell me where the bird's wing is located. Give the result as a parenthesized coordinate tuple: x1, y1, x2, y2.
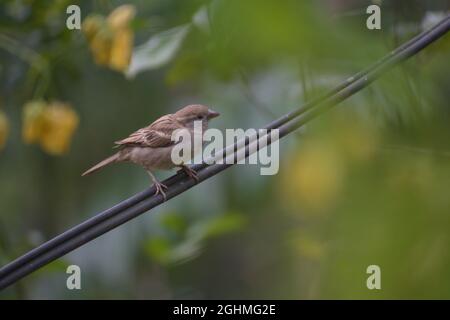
(114, 114, 183, 148)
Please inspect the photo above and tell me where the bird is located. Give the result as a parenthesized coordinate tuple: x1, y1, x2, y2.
(82, 104, 220, 200)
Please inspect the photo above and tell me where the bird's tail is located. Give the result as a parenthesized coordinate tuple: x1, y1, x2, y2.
(82, 153, 120, 176)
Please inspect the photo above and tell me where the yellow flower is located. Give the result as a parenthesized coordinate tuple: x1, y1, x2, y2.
(0, 111, 9, 150)
(90, 27, 114, 66)
(81, 15, 105, 42)
(107, 4, 136, 30)
(82, 5, 136, 72)
(23, 100, 47, 143)
(40, 102, 79, 155)
(109, 27, 134, 72)
(281, 141, 344, 213)
(22, 100, 79, 155)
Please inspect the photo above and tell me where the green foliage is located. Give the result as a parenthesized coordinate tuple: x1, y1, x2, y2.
(0, 0, 449, 299)
(126, 24, 190, 78)
(143, 212, 246, 265)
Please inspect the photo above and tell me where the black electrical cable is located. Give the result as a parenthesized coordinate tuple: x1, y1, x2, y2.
(0, 15, 448, 290)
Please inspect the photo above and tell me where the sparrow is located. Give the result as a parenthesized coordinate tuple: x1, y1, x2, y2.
(82, 104, 220, 200)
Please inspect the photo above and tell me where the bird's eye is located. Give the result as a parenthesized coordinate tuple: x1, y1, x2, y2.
(197, 115, 203, 120)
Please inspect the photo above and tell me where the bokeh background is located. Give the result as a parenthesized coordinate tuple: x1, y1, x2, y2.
(0, 0, 449, 299)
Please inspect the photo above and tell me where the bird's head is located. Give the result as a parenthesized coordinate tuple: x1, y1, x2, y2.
(174, 104, 220, 130)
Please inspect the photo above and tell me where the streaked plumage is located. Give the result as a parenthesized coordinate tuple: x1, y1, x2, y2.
(114, 114, 182, 148)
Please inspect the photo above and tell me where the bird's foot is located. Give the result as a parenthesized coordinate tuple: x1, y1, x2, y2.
(153, 181, 168, 201)
(179, 165, 199, 183)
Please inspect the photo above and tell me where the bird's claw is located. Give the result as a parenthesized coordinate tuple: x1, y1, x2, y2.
(180, 165, 199, 183)
(153, 181, 168, 201)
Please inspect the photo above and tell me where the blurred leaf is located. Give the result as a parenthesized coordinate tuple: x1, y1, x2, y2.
(161, 212, 188, 236)
(144, 237, 171, 264)
(196, 213, 246, 239)
(290, 233, 325, 261)
(126, 25, 190, 79)
(33, 258, 70, 278)
(165, 238, 202, 264)
(192, 5, 210, 33)
(144, 213, 245, 265)
(165, 52, 202, 86)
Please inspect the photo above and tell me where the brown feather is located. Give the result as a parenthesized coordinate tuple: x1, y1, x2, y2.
(82, 152, 120, 176)
(114, 114, 183, 148)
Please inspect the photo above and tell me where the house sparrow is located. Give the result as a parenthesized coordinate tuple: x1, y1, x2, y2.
(82, 104, 220, 199)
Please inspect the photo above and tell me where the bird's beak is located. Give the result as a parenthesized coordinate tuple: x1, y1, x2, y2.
(207, 109, 220, 119)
